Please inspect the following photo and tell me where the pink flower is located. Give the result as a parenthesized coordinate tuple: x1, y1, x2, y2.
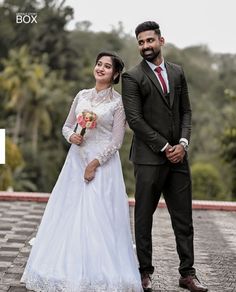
(77, 115, 84, 124)
(77, 111, 97, 136)
(90, 121, 96, 129)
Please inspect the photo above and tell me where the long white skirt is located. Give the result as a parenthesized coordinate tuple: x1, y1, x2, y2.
(21, 144, 142, 291)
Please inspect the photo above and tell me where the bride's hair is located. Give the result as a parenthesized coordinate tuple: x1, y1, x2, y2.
(95, 51, 124, 84)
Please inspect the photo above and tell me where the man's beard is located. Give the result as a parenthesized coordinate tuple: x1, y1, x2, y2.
(141, 48, 160, 62)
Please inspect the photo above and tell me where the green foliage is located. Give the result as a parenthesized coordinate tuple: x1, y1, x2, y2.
(164, 43, 236, 199)
(222, 128, 236, 162)
(20, 139, 67, 192)
(0, 0, 75, 79)
(0, 0, 236, 199)
(191, 162, 224, 200)
(29, 1, 75, 79)
(120, 128, 135, 196)
(0, 44, 73, 191)
(0, 45, 70, 155)
(67, 24, 125, 85)
(0, 138, 25, 190)
(221, 89, 236, 198)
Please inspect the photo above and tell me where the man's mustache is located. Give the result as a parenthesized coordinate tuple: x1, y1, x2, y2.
(142, 48, 154, 53)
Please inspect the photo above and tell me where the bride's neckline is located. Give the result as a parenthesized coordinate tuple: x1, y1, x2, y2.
(94, 86, 112, 96)
(90, 87, 112, 107)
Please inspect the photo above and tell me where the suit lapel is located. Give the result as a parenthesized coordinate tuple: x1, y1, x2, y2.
(165, 62, 175, 108)
(140, 60, 170, 107)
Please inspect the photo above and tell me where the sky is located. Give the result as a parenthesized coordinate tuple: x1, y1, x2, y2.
(64, 0, 236, 54)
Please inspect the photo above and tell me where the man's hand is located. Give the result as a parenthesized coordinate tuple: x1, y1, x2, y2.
(69, 133, 83, 145)
(165, 144, 185, 164)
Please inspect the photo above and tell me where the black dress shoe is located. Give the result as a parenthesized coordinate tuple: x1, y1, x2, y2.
(179, 275, 208, 292)
(141, 273, 152, 291)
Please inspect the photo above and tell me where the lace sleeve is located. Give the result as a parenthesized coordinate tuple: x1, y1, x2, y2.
(62, 93, 79, 143)
(96, 101, 126, 165)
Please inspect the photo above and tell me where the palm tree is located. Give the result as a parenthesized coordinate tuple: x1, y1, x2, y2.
(0, 46, 44, 145)
(0, 46, 69, 155)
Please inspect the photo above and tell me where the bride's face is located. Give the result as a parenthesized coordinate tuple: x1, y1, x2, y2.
(94, 56, 114, 85)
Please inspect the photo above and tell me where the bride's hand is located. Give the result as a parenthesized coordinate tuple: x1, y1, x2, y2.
(69, 133, 83, 145)
(84, 159, 100, 183)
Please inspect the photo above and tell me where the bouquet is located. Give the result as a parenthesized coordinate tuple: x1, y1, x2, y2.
(77, 111, 97, 136)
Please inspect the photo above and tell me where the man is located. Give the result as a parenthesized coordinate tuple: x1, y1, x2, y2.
(122, 21, 208, 292)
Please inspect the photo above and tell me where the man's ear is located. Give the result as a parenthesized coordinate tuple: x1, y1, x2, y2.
(160, 36, 165, 46)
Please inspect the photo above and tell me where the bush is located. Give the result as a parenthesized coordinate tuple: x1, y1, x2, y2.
(120, 128, 135, 196)
(0, 138, 24, 190)
(191, 162, 224, 200)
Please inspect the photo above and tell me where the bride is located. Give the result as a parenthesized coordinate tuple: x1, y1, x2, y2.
(21, 51, 143, 292)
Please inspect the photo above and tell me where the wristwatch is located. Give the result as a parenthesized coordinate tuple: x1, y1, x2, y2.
(180, 141, 189, 152)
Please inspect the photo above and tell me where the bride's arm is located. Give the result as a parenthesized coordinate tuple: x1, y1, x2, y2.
(84, 98, 126, 182)
(95, 99, 126, 165)
(84, 100, 126, 181)
(62, 93, 80, 143)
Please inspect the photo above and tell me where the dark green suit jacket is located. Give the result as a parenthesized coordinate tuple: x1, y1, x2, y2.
(121, 59, 192, 165)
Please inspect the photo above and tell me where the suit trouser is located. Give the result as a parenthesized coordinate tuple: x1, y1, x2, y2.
(134, 159, 195, 277)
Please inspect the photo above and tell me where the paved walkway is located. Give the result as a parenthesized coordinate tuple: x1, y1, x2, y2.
(0, 199, 236, 291)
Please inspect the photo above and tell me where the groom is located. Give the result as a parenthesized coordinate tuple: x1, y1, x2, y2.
(122, 21, 208, 292)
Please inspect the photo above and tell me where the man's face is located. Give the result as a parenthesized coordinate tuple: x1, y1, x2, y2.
(137, 30, 164, 62)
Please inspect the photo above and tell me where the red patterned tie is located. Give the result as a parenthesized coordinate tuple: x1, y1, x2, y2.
(155, 67, 167, 94)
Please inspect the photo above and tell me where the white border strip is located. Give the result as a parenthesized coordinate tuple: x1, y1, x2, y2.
(0, 129, 6, 164)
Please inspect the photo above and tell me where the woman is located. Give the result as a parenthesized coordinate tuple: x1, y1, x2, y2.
(21, 51, 142, 291)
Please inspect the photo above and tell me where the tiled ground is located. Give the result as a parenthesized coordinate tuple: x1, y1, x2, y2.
(0, 200, 236, 291)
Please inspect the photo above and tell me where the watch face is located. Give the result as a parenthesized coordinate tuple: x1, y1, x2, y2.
(180, 142, 188, 151)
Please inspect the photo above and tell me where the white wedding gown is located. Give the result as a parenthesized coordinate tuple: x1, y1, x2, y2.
(21, 87, 142, 292)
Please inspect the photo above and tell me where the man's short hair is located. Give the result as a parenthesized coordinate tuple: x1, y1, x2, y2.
(135, 21, 161, 38)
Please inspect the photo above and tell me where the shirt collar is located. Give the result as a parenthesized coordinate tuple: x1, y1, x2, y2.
(146, 59, 165, 72)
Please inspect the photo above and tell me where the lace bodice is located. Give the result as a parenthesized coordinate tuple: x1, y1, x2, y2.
(62, 87, 126, 165)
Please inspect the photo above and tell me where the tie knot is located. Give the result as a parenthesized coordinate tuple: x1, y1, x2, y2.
(155, 66, 162, 74)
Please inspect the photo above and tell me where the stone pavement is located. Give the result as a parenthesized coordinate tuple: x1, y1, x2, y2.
(0, 199, 236, 292)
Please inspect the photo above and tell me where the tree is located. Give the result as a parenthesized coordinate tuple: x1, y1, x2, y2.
(1, 4, 236, 196)
(0, 46, 45, 145)
(0, 0, 76, 80)
(0, 45, 71, 156)
(0, 138, 25, 190)
(0, 0, 39, 60)
(30, 0, 76, 79)
(221, 89, 236, 199)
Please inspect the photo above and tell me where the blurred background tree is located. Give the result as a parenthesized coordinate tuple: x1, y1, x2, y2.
(0, 137, 27, 190)
(191, 162, 224, 200)
(220, 89, 236, 199)
(0, 0, 236, 200)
